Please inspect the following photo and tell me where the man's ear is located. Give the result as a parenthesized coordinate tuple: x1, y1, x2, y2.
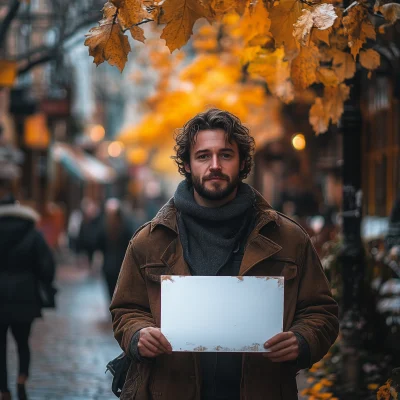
(240, 160, 245, 172)
(184, 163, 191, 173)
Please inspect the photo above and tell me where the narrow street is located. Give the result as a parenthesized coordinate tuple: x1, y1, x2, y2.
(6, 256, 120, 400)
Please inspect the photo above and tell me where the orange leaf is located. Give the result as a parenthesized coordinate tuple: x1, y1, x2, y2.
(85, 20, 131, 71)
(130, 26, 146, 43)
(309, 97, 329, 134)
(270, 0, 303, 59)
(343, 5, 376, 58)
(359, 48, 380, 70)
(332, 49, 356, 82)
(317, 67, 339, 86)
(160, 0, 213, 52)
(311, 27, 331, 45)
(117, 0, 152, 29)
(291, 45, 320, 89)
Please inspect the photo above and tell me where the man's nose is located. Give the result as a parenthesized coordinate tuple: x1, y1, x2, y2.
(209, 155, 221, 170)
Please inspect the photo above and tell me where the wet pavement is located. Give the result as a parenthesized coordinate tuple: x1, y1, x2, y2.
(6, 259, 120, 400)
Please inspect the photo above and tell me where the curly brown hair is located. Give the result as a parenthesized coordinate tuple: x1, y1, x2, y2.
(172, 108, 255, 183)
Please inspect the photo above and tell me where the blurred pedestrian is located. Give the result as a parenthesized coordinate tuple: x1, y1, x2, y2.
(97, 198, 132, 300)
(110, 108, 339, 400)
(0, 177, 56, 400)
(77, 198, 101, 271)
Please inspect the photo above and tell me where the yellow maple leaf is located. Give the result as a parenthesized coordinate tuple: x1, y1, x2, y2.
(85, 19, 131, 71)
(160, 0, 213, 52)
(270, 0, 303, 59)
(331, 48, 356, 82)
(291, 45, 320, 89)
(359, 48, 380, 70)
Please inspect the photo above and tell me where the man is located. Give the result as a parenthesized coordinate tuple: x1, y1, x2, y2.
(110, 108, 339, 400)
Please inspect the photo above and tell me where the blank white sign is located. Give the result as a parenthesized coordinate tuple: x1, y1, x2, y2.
(161, 275, 283, 352)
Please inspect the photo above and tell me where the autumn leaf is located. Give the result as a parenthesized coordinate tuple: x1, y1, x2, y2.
(317, 67, 339, 86)
(325, 83, 350, 124)
(248, 47, 294, 103)
(85, 19, 131, 71)
(343, 5, 376, 58)
(359, 48, 380, 70)
(309, 97, 330, 134)
(238, 0, 271, 44)
(117, 0, 152, 30)
(270, 0, 303, 59)
(293, 9, 314, 46)
(293, 4, 336, 47)
(103, 1, 117, 19)
(311, 27, 331, 46)
(291, 45, 320, 89)
(332, 49, 356, 82)
(160, 0, 213, 52)
(309, 83, 350, 133)
(130, 26, 146, 42)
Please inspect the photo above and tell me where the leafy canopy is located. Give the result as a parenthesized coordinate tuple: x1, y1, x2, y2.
(85, 0, 398, 134)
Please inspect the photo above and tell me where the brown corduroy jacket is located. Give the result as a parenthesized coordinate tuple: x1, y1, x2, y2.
(110, 190, 339, 400)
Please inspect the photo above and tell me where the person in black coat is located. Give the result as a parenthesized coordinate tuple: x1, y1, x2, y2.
(0, 178, 56, 400)
(97, 198, 132, 300)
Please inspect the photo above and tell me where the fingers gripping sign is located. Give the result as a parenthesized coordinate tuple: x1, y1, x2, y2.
(263, 331, 299, 362)
(138, 327, 173, 358)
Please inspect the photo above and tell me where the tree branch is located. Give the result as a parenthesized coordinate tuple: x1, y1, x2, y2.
(16, 14, 101, 75)
(17, 53, 54, 75)
(0, 0, 22, 49)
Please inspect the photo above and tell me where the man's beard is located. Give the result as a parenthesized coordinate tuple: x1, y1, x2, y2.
(192, 173, 240, 201)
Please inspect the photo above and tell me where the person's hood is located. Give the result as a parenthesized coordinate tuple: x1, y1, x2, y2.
(0, 203, 40, 252)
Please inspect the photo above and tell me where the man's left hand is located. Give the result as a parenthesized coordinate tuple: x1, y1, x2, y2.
(263, 331, 299, 362)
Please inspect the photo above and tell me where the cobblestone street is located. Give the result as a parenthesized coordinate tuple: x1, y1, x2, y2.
(6, 258, 120, 400)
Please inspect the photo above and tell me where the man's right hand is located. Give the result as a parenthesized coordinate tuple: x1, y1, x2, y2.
(138, 327, 173, 357)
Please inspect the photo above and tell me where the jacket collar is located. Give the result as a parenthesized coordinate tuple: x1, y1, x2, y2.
(0, 203, 40, 222)
(150, 188, 282, 276)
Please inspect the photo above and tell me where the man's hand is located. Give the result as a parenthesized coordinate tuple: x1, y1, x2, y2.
(263, 331, 299, 362)
(138, 327, 172, 358)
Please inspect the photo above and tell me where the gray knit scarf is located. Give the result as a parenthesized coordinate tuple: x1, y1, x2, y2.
(174, 180, 255, 276)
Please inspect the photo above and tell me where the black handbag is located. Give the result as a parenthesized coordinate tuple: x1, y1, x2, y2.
(106, 352, 131, 398)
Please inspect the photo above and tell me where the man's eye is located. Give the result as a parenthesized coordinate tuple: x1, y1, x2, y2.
(221, 154, 232, 159)
(198, 155, 209, 159)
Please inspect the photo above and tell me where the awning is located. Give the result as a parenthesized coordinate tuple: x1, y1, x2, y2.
(51, 143, 116, 184)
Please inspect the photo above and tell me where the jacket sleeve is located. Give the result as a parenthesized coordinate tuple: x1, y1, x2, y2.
(289, 237, 339, 367)
(33, 231, 56, 284)
(110, 239, 157, 354)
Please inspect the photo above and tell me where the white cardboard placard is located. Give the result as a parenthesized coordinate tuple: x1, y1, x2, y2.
(161, 275, 284, 352)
